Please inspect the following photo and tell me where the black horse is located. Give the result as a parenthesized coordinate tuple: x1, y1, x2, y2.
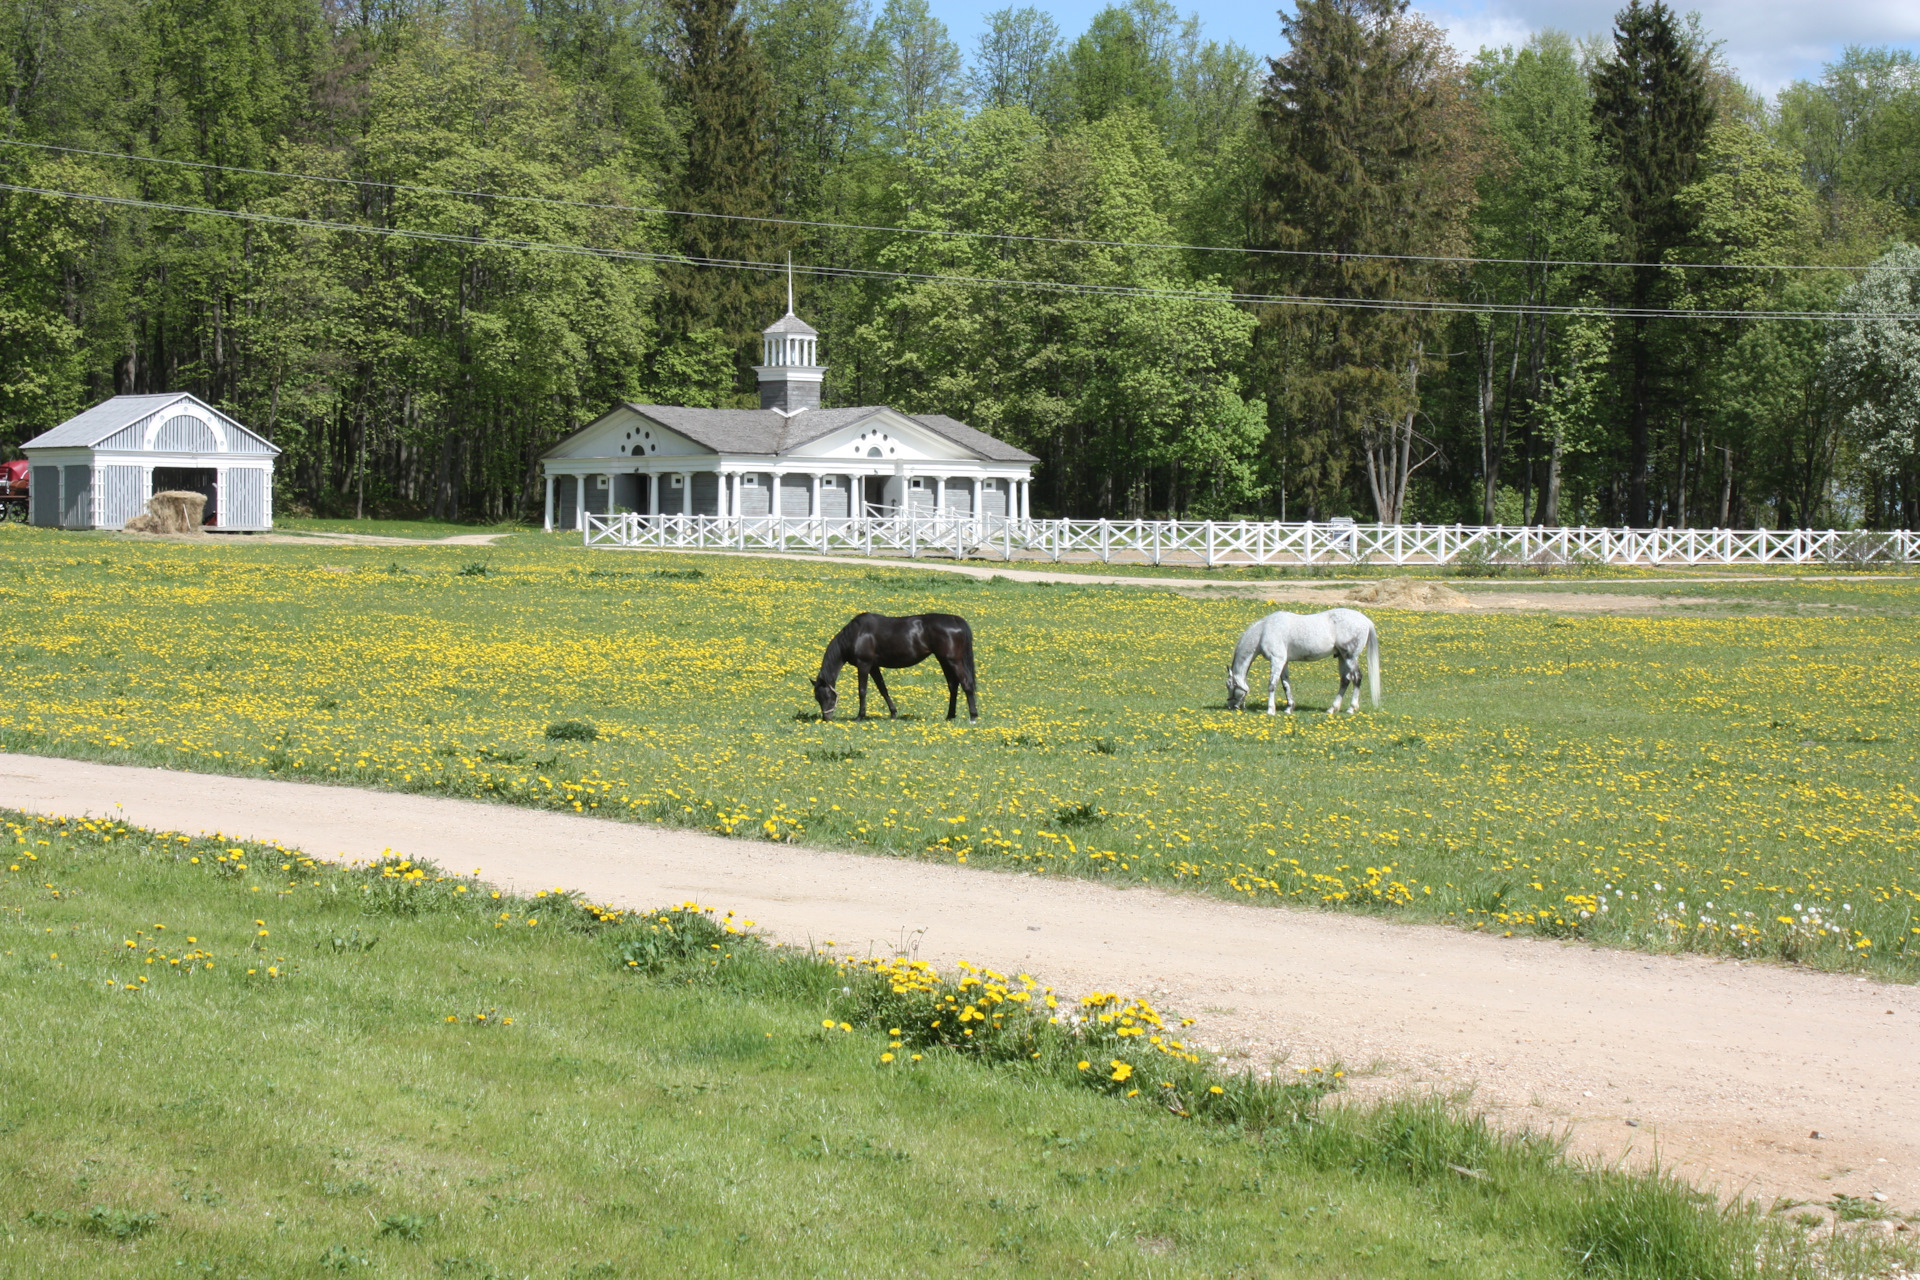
(814, 613, 979, 722)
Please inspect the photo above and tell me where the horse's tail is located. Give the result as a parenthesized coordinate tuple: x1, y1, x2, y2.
(1366, 623, 1381, 708)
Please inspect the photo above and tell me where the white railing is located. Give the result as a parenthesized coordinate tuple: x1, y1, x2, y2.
(582, 513, 1920, 568)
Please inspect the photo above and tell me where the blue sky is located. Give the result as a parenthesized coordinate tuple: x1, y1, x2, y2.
(933, 0, 1920, 96)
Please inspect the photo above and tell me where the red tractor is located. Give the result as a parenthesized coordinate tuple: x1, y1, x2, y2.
(0, 460, 27, 523)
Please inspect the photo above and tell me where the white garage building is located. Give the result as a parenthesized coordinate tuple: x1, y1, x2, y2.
(22, 392, 279, 531)
(541, 303, 1036, 531)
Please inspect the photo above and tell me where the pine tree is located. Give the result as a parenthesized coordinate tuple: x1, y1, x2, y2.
(1590, 0, 1712, 525)
(1245, 0, 1478, 522)
(662, 0, 786, 397)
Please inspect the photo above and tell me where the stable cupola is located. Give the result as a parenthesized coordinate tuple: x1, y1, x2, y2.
(755, 267, 823, 415)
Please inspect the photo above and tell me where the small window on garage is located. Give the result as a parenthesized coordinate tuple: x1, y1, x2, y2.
(670, 475, 684, 488)
(910, 478, 924, 490)
(742, 475, 759, 486)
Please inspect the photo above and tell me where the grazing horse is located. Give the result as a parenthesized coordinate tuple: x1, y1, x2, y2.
(814, 613, 979, 722)
(1226, 607, 1380, 716)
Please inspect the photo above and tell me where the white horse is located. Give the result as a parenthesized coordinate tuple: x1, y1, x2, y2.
(1226, 607, 1380, 715)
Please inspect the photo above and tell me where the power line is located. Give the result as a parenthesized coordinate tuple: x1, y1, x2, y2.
(3, 135, 1909, 276)
(4, 181, 1916, 322)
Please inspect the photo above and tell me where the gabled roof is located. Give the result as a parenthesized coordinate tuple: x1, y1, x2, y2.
(762, 311, 818, 337)
(907, 414, 1038, 464)
(22, 392, 281, 454)
(634, 405, 875, 454)
(547, 403, 1036, 464)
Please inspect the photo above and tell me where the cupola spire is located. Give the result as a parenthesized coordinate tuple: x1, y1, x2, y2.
(755, 260, 823, 415)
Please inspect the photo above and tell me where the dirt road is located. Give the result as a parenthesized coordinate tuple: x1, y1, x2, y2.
(3, 754, 1914, 1212)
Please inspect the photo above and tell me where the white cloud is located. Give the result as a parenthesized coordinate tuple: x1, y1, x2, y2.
(1413, 0, 1920, 93)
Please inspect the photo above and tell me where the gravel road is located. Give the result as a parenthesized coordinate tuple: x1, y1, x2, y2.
(3, 754, 1913, 1212)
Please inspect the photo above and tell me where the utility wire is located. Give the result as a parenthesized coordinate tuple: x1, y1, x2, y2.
(4, 181, 1915, 322)
(2, 135, 1908, 276)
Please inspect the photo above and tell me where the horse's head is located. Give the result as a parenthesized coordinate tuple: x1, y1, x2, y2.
(1225, 667, 1248, 711)
(813, 677, 839, 720)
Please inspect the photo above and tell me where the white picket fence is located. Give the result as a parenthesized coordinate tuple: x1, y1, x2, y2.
(582, 512, 1920, 568)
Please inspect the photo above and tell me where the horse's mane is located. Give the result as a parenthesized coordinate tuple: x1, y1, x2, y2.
(817, 617, 864, 684)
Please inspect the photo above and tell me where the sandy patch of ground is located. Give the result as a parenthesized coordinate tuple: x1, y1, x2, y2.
(3, 755, 1914, 1217)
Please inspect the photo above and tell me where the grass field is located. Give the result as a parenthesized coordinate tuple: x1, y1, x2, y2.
(3, 808, 1902, 1278)
(1, 523, 1917, 980)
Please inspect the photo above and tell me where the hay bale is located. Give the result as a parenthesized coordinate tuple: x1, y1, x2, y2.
(124, 490, 207, 535)
(1340, 578, 1472, 611)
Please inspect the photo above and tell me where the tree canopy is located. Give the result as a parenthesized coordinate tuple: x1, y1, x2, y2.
(0, 0, 1915, 528)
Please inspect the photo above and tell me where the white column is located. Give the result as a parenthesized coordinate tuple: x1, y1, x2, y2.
(544, 474, 554, 531)
(574, 473, 586, 530)
(934, 475, 946, 514)
(646, 471, 657, 516)
(680, 472, 691, 516)
(772, 470, 786, 519)
(810, 473, 821, 517)
(1020, 480, 1030, 520)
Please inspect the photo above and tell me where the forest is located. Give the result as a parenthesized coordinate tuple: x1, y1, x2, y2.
(1, 0, 1917, 527)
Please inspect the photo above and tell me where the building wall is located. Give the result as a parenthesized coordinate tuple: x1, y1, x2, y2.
(99, 466, 144, 528)
(554, 475, 578, 530)
(780, 474, 811, 516)
(62, 466, 92, 528)
(739, 473, 770, 516)
(819, 475, 850, 519)
(980, 479, 1007, 518)
(224, 468, 270, 529)
(692, 471, 720, 516)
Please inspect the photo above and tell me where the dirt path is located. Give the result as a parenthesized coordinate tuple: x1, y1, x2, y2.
(604, 548, 1915, 613)
(4, 754, 1915, 1213)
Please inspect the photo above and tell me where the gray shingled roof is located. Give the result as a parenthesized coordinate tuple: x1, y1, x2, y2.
(910, 414, 1038, 463)
(23, 394, 190, 448)
(584, 404, 1035, 462)
(762, 311, 819, 337)
(21, 392, 280, 452)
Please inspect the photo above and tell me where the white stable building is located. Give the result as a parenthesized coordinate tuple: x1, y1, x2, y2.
(22, 392, 278, 530)
(541, 302, 1036, 530)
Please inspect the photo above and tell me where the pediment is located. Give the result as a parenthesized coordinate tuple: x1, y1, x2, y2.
(546, 406, 712, 460)
(789, 409, 977, 462)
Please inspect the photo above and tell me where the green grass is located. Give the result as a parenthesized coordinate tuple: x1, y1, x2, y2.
(1, 524, 1917, 980)
(3, 809, 1902, 1279)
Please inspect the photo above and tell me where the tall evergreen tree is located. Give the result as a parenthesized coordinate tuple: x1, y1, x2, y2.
(663, 0, 785, 396)
(1590, 0, 1711, 525)
(1246, 0, 1478, 522)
